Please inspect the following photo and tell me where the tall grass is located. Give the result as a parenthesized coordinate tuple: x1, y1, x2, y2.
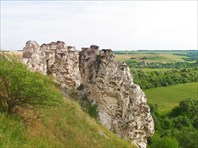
(38, 98, 135, 148)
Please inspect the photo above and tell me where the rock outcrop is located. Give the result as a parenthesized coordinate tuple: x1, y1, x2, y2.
(79, 46, 154, 148)
(23, 41, 154, 148)
(23, 41, 81, 89)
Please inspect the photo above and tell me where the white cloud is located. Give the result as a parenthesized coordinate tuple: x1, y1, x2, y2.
(1, 1, 197, 50)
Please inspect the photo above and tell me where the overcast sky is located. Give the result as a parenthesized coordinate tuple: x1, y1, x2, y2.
(1, 1, 197, 50)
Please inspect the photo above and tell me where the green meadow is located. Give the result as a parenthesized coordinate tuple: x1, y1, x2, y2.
(145, 82, 198, 114)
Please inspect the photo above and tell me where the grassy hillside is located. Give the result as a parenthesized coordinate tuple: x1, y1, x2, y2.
(0, 98, 136, 147)
(145, 82, 198, 114)
(0, 99, 135, 148)
(0, 54, 136, 148)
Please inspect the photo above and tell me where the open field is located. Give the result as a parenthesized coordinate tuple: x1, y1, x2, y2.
(115, 52, 188, 63)
(145, 82, 198, 114)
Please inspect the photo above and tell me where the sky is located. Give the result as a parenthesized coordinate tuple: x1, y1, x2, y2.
(0, 1, 197, 51)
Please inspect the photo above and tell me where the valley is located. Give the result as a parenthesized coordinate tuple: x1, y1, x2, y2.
(114, 50, 198, 148)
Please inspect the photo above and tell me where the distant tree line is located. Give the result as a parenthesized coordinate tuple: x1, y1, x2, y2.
(131, 68, 198, 89)
(173, 51, 198, 61)
(113, 50, 198, 55)
(125, 60, 198, 69)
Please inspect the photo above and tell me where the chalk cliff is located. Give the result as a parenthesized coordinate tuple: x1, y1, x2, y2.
(23, 41, 154, 148)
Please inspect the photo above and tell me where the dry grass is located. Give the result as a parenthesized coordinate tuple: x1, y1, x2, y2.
(0, 51, 23, 60)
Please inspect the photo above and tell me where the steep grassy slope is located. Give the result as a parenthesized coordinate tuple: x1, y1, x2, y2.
(0, 54, 136, 148)
(0, 112, 57, 147)
(145, 82, 198, 114)
(0, 97, 136, 147)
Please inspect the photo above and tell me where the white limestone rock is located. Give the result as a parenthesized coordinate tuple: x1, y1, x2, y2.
(79, 46, 154, 148)
(23, 40, 81, 89)
(23, 41, 154, 148)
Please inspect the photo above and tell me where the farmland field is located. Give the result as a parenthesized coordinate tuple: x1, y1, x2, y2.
(145, 82, 198, 114)
(115, 52, 188, 63)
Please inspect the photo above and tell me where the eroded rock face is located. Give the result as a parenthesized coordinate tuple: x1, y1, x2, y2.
(79, 46, 154, 148)
(23, 40, 81, 89)
(23, 41, 154, 148)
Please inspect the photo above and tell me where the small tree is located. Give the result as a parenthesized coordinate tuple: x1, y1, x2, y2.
(0, 54, 62, 113)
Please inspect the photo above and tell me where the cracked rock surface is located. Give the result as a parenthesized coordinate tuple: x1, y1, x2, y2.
(23, 41, 81, 89)
(79, 46, 154, 148)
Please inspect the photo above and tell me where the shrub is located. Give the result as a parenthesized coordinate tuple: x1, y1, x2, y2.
(170, 98, 198, 128)
(0, 54, 62, 113)
(87, 103, 99, 119)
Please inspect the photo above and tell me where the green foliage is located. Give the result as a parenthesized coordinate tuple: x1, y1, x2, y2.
(126, 60, 198, 69)
(87, 103, 99, 119)
(172, 116, 192, 129)
(149, 98, 198, 148)
(170, 99, 198, 129)
(149, 134, 179, 148)
(182, 50, 198, 61)
(148, 103, 161, 130)
(170, 99, 198, 118)
(174, 128, 198, 148)
(131, 68, 198, 89)
(65, 89, 99, 119)
(160, 117, 173, 130)
(0, 54, 63, 113)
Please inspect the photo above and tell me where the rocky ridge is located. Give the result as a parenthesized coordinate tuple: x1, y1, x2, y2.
(23, 41, 154, 148)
